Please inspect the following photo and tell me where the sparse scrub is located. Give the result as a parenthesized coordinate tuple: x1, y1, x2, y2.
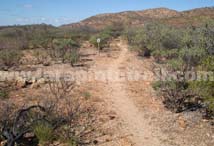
(89, 32, 111, 49)
(70, 48, 80, 66)
(33, 122, 54, 145)
(0, 88, 9, 100)
(82, 91, 91, 100)
(0, 49, 22, 70)
(33, 49, 50, 65)
(0, 78, 101, 146)
(0, 82, 16, 100)
(49, 38, 80, 64)
(89, 24, 123, 49)
(128, 19, 214, 118)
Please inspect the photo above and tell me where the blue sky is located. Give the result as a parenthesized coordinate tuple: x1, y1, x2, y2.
(0, 0, 214, 26)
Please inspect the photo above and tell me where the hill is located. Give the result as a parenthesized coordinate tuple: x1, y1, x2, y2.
(61, 7, 214, 29)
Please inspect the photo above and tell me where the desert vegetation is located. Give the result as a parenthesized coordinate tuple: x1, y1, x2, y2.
(127, 19, 214, 118)
(0, 79, 100, 146)
(89, 22, 125, 49)
(0, 24, 98, 70)
(0, 6, 214, 146)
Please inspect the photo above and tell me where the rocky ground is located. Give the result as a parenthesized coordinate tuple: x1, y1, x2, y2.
(1, 39, 214, 146)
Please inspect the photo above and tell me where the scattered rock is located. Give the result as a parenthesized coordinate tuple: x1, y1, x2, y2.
(16, 77, 27, 88)
(37, 78, 46, 84)
(30, 78, 46, 88)
(109, 115, 116, 120)
(93, 140, 99, 144)
(178, 116, 187, 129)
(0, 140, 6, 146)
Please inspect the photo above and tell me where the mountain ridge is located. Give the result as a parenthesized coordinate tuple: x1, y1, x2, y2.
(61, 7, 214, 29)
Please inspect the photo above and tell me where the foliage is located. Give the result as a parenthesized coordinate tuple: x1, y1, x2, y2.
(33, 122, 54, 145)
(49, 38, 80, 64)
(89, 30, 112, 49)
(0, 24, 56, 50)
(0, 49, 22, 70)
(127, 19, 214, 118)
(82, 91, 91, 100)
(32, 49, 50, 65)
(0, 24, 93, 51)
(0, 79, 100, 146)
(89, 24, 123, 49)
(69, 48, 80, 66)
(0, 88, 9, 100)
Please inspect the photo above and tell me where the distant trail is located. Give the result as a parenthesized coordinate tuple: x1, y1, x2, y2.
(98, 40, 165, 146)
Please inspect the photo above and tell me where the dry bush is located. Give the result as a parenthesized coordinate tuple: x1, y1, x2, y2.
(47, 77, 101, 145)
(32, 49, 51, 66)
(0, 78, 101, 146)
(0, 85, 9, 100)
(47, 39, 80, 64)
(0, 49, 22, 70)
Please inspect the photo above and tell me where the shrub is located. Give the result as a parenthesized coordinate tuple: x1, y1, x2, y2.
(0, 78, 101, 146)
(49, 38, 80, 63)
(0, 88, 9, 100)
(0, 49, 22, 70)
(125, 22, 183, 60)
(132, 20, 214, 118)
(82, 91, 91, 100)
(67, 139, 77, 146)
(89, 33, 111, 49)
(33, 122, 53, 145)
(89, 26, 117, 49)
(152, 81, 162, 91)
(189, 81, 214, 117)
(69, 48, 80, 66)
(33, 49, 50, 65)
(0, 82, 15, 100)
(201, 56, 214, 71)
(153, 80, 202, 113)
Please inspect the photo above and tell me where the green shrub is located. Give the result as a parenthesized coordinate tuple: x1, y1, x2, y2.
(189, 80, 214, 117)
(201, 56, 214, 71)
(0, 49, 22, 70)
(49, 38, 80, 63)
(152, 81, 162, 91)
(89, 26, 116, 49)
(33, 122, 54, 145)
(89, 33, 111, 49)
(67, 138, 78, 146)
(82, 91, 91, 100)
(69, 48, 80, 66)
(146, 20, 214, 117)
(33, 49, 49, 65)
(0, 88, 9, 99)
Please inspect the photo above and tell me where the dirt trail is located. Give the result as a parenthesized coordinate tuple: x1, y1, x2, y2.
(4, 39, 213, 146)
(92, 40, 166, 146)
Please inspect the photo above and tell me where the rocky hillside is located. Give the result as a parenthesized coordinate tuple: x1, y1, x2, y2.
(161, 7, 214, 27)
(61, 7, 214, 30)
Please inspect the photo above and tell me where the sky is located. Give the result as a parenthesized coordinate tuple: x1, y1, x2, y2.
(0, 0, 214, 26)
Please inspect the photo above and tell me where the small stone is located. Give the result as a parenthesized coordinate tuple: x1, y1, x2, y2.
(207, 133, 210, 137)
(178, 116, 187, 129)
(37, 78, 46, 84)
(109, 115, 116, 120)
(16, 77, 27, 88)
(93, 140, 98, 144)
(0, 140, 7, 146)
